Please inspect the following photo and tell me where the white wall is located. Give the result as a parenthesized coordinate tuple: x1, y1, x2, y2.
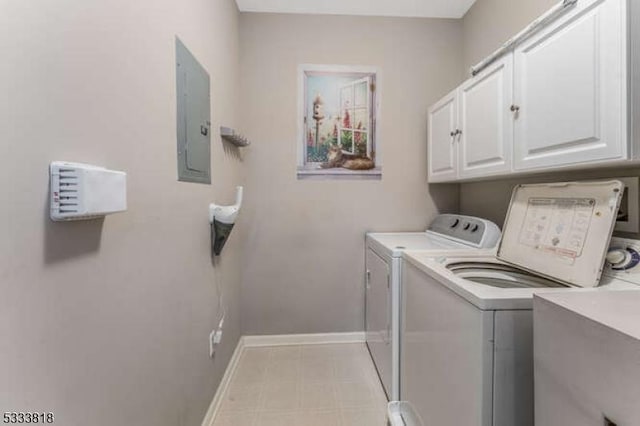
(238, 13, 462, 335)
(0, 1, 243, 425)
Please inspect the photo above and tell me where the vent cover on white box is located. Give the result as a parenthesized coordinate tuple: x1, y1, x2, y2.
(50, 161, 127, 221)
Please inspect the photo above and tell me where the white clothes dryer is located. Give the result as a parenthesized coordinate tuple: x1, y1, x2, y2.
(365, 214, 501, 400)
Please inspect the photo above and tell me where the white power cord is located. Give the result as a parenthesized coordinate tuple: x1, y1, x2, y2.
(212, 256, 226, 338)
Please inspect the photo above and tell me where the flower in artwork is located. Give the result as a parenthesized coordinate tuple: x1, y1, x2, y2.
(354, 132, 361, 146)
(342, 109, 351, 129)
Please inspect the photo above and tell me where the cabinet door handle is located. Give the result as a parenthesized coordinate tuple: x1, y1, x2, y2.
(450, 131, 456, 137)
(510, 105, 520, 113)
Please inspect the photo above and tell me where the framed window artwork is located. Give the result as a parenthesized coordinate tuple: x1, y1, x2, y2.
(297, 65, 381, 180)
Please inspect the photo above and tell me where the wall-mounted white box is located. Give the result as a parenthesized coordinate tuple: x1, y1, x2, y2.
(50, 161, 127, 221)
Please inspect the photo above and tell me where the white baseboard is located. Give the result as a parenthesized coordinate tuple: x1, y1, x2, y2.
(201, 336, 246, 426)
(243, 332, 366, 347)
(201, 332, 366, 425)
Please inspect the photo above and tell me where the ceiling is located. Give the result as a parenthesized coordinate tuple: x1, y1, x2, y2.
(235, 0, 478, 19)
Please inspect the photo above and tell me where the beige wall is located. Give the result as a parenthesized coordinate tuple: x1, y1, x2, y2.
(462, 0, 556, 70)
(459, 167, 640, 238)
(459, 0, 640, 237)
(0, 1, 243, 425)
(238, 13, 462, 334)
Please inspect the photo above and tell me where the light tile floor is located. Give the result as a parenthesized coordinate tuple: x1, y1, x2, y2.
(213, 343, 388, 426)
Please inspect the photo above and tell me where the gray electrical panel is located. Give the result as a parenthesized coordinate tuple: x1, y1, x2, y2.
(176, 37, 211, 184)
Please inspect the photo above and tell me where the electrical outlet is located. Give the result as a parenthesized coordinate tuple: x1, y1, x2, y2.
(209, 330, 216, 358)
(209, 329, 224, 358)
(214, 329, 223, 344)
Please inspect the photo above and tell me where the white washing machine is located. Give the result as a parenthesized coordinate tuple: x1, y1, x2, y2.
(365, 214, 502, 400)
(390, 180, 640, 426)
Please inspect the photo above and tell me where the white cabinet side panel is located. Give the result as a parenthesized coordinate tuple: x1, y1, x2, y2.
(534, 297, 640, 426)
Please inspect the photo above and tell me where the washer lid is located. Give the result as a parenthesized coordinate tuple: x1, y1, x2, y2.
(497, 180, 624, 288)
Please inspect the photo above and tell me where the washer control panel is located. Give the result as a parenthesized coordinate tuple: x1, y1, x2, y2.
(604, 237, 640, 285)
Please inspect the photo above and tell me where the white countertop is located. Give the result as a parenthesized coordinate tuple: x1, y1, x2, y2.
(535, 291, 640, 341)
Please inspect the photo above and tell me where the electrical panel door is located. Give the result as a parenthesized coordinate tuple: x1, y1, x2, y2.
(176, 37, 211, 184)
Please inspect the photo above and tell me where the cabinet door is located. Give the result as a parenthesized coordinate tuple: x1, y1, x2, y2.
(513, 0, 627, 171)
(365, 248, 392, 398)
(428, 90, 458, 182)
(459, 54, 514, 178)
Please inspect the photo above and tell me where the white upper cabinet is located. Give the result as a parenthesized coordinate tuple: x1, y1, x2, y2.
(459, 54, 514, 178)
(513, 0, 627, 170)
(428, 90, 458, 182)
(427, 0, 631, 182)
